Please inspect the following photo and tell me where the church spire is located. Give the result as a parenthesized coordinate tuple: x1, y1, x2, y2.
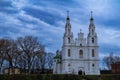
(65, 10, 71, 29)
(90, 11, 93, 21)
(89, 11, 95, 28)
(67, 10, 69, 20)
(66, 10, 70, 25)
(87, 11, 97, 45)
(63, 11, 73, 45)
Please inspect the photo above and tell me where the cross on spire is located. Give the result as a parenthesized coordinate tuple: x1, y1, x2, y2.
(90, 11, 93, 20)
(67, 10, 69, 17)
(91, 11, 93, 18)
(80, 29, 82, 33)
(66, 10, 70, 20)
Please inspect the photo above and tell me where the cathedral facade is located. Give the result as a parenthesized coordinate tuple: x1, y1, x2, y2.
(53, 12, 100, 75)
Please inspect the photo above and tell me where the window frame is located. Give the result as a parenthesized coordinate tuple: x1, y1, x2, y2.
(79, 50, 83, 58)
(92, 49, 94, 57)
(68, 49, 70, 57)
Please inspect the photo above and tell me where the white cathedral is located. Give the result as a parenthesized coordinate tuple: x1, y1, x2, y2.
(53, 12, 100, 75)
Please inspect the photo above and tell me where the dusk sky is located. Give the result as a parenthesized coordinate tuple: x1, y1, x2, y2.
(0, 0, 120, 62)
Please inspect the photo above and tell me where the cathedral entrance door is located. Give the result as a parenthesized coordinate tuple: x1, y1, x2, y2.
(78, 67, 84, 75)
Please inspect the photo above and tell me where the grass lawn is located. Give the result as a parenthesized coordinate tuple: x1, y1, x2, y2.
(0, 74, 119, 80)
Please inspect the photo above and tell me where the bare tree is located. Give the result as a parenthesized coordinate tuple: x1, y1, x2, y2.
(3, 38, 17, 68)
(15, 42, 26, 71)
(103, 53, 120, 70)
(0, 38, 18, 75)
(0, 36, 46, 74)
(40, 53, 47, 73)
(47, 52, 54, 70)
(0, 39, 6, 74)
(35, 46, 46, 73)
(29, 44, 46, 74)
(16, 36, 45, 73)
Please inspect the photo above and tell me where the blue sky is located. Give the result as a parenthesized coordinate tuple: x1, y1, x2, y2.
(0, 0, 120, 64)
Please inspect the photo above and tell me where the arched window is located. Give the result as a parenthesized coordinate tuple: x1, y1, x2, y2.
(92, 29, 94, 35)
(92, 49, 94, 57)
(80, 44, 82, 47)
(68, 49, 70, 57)
(92, 64, 95, 67)
(68, 37, 70, 43)
(68, 64, 70, 66)
(92, 38, 94, 43)
(79, 50, 83, 58)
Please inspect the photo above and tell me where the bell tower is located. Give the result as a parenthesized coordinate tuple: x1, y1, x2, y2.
(87, 11, 100, 75)
(87, 11, 98, 46)
(63, 11, 73, 45)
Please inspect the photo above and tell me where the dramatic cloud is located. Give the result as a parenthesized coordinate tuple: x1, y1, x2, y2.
(0, 0, 120, 64)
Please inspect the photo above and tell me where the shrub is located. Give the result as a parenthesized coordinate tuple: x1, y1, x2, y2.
(100, 70, 112, 74)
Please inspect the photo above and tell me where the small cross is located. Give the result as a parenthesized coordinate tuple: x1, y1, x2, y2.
(91, 11, 93, 17)
(80, 29, 82, 33)
(67, 10, 69, 17)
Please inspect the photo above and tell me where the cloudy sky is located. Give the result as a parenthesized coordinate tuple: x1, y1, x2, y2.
(0, 0, 120, 63)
